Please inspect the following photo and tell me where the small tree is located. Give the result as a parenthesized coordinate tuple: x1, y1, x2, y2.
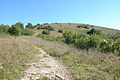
(8, 25, 22, 36)
(15, 22, 24, 30)
(26, 23, 33, 28)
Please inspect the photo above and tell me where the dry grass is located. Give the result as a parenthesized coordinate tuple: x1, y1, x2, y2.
(21, 36, 120, 80)
(0, 36, 39, 80)
(1, 34, 119, 80)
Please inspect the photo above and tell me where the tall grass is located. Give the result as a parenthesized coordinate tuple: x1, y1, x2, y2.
(41, 46, 120, 80)
(0, 36, 39, 80)
(0, 32, 10, 38)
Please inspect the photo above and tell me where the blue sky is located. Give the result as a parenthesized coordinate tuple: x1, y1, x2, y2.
(0, 0, 120, 29)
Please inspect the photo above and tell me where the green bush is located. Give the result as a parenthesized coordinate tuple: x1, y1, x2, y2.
(58, 29, 63, 33)
(26, 23, 33, 28)
(87, 35, 101, 49)
(87, 28, 101, 35)
(15, 22, 24, 30)
(22, 28, 35, 36)
(37, 26, 46, 29)
(8, 22, 24, 36)
(75, 34, 90, 50)
(63, 30, 75, 44)
(45, 26, 54, 31)
(42, 30, 50, 35)
(77, 25, 89, 29)
(0, 25, 9, 33)
(8, 25, 22, 36)
(113, 38, 120, 56)
(37, 25, 54, 31)
(98, 38, 120, 56)
(77, 25, 82, 28)
(49, 50, 61, 57)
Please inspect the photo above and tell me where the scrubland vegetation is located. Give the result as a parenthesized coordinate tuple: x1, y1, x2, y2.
(0, 34, 39, 80)
(0, 22, 120, 80)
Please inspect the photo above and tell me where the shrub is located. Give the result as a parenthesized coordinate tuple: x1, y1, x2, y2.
(42, 30, 50, 35)
(113, 38, 120, 56)
(22, 28, 35, 36)
(49, 50, 61, 57)
(37, 26, 46, 29)
(26, 23, 35, 29)
(37, 26, 54, 31)
(99, 40, 113, 52)
(77, 25, 89, 29)
(0, 25, 9, 33)
(63, 30, 75, 44)
(75, 34, 90, 50)
(87, 28, 101, 35)
(58, 29, 63, 33)
(87, 35, 101, 49)
(45, 26, 54, 31)
(77, 25, 82, 28)
(15, 22, 24, 30)
(8, 25, 22, 36)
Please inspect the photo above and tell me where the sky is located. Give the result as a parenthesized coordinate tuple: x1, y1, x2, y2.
(0, 0, 120, 30)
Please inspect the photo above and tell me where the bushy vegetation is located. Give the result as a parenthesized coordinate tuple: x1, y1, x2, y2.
(19, 33, 120, 80)
(58, 29, 63, 33)
(37, 25, 54, 31)
(39, 44, 120, 80)
(63, 29, 120, 56)
(8, 26, 22, 36)
(8, 22, 24, 36)
(42, 30, 50, 35)
(77, 25, 89, 29)
(0, 22, 120, 80)
(0, 37, 39, 80)
(0, 25, 9, 33)
(87, 28, 101, 35)
(26, 23, 35, 29)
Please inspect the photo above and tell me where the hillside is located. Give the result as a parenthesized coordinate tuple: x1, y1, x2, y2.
(0, 23, 120, 80)
(43, 23, 120, 34)
(34, 23, 120, 39)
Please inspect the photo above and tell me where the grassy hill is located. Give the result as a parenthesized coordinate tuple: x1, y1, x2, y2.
(35, 23, 120, 38)
(0, 23, 120, 80)
(43, 23, 120, 34)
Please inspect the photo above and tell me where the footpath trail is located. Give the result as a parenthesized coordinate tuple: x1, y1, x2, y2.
(21, 48, 74, 80)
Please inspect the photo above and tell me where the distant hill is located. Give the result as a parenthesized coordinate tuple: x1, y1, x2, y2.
(40, 23, 120, 35)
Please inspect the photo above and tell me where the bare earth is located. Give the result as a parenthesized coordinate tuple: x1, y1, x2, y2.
(21, 48, 73, 80)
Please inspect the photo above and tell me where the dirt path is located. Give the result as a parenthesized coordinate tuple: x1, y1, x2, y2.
(21, 48, 73, 80)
